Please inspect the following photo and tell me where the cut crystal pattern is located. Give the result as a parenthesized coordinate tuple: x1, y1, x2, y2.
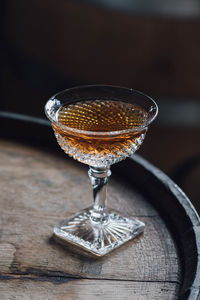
(45, 85, 158, 256)
(54, 131, 146, 167)
(54, 207, 145, 256)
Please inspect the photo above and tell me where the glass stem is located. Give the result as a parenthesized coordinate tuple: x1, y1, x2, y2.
(88, 166, 111, 223)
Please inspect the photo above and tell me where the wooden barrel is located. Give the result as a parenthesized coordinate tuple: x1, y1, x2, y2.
(0, 113, 199, 299)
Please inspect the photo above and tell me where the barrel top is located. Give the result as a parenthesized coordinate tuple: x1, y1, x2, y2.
(0, 113, 199, 299)
(0, 139, 181, 299)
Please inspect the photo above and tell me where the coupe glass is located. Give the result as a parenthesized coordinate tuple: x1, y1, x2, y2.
(45, 85, 158, 256)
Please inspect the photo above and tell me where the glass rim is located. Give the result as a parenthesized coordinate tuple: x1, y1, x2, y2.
(45, 84, 158, 137)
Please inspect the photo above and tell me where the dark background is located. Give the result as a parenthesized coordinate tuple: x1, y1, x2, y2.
(1, 0, 200, 212)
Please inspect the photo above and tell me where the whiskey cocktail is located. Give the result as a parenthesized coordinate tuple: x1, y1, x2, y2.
(45, 85, 158, 256)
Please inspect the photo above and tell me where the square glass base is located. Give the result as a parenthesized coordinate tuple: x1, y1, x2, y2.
(54, 207, 145, 256)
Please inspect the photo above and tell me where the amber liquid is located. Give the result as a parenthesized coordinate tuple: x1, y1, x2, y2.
(53, 100, 148, 157)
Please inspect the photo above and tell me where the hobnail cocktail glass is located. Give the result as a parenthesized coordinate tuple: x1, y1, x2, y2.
(45, 85, 158, 256)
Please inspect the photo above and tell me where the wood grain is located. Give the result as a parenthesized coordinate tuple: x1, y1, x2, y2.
(0, 140, 181, 299)
(0, 280, 180, 300)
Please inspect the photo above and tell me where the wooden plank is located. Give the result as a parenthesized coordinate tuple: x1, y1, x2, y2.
(0, 139, 182, 299)
(0, 213, 180, 282)
(0, 279, 179, 300)
(0, 140, 181, 283)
